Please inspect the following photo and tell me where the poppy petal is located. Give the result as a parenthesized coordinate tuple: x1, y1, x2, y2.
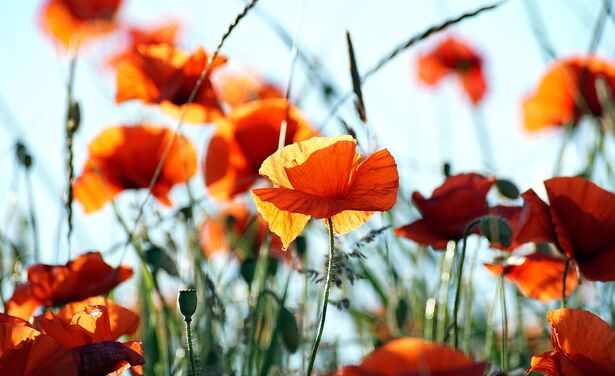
(251, 191, 310, 249)
(395, 219, 450, 250)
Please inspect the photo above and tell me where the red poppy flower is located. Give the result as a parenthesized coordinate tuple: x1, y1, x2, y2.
(516, 176, 615, 281)
(40, 0, 122, 47)
(109, 23, 179, 66)
(6, 252, 132, 320)
(115, 43, 227, 124)
(395, 173, 495, 249)
(523, 56, 615, 131)
(0, 321, 78, 375)
(484, 253, 579, 302)
(73, 124, 197, 213)
(252, 135, 399, 249)
(417, 36, 487, 105)
(204, 98, 317, 200)
(214, 66, 284, 108)
(335, 337, 488, 376)
(527, 308, 615, 375)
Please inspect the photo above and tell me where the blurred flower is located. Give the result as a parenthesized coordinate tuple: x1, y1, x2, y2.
(34, 304, 144, 375)
(0, 319, 78, 375)
(516, 176, 615, 281)
(484, 253, 578, 303)
(252, 135, 399, 249)
(115, 43, 227, 124)
(527, 308, 615, 375)
(214, 66, 284, 108)
(204, 98, 316, 200)
(334, 337, 488, 376)
(40, 0, 122, 47)
(6, 252, 132, 320)
(395, 173, 495, 250)
(523, 56, 615, 131)
(73, 124, 197, 213)
(417, 36, 487, 105)
(198, 202, 288, 261)
(109, 23, 180, 66)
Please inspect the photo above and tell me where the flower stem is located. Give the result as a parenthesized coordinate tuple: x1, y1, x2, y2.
(306, 218, 335, 376)
(562, 257, 570, 308)
(499, 275, 509, 372)
(186, 319, 197, 376)
(453, 219, 479, 349)
(436, 241, 456, 344)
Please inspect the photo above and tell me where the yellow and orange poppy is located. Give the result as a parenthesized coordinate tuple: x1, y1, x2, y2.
(214, 66, 284, 108)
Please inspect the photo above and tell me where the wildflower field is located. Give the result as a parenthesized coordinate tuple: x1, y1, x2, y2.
(2, 0, 615, 375)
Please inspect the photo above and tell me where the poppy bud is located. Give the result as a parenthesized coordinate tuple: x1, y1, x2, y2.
(178, 289, 197, 321)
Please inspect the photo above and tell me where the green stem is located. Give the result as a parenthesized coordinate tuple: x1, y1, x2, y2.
(436, 241, 456, 344)
(306, 218, 335, 376)
(499, 275, 509, 372)
(186, 319, 197, 376)
(562, 257, 570, 308)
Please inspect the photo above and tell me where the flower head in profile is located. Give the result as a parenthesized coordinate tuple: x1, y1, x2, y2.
(115, 43, 227, 124)
(73, 124, 197, 213)
(6, 252, 132, 320)
(252, 135, 399, 249)
(109, 22, 180, 66)
(395, 173, 495, 249)
(41, 0, 122, 47)
(527, 308, 615, 375)
(418, 36, 487, 105)
(523, 56, 615, 131)
(335, 337, 488, 376)
(515, 176, 615, 281)
(214, 65, 284, 108)
(204, 98, 317, 200)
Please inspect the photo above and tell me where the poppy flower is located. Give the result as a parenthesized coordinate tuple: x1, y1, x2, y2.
(484, 253, 579, 302)
(516, 176, 615, 281)
(335, 337, 488, 376)
(417, 36, 487, 105)
(41, 0, 122, 47)
(251, 135, 399, 249)
(198, 203, 288, 261)
(204, 98, 317, 200)
(527, 308, 615, 375)
(34, 304, 144, 375)
(523, 56, 615, 131)
(109, 23, 180, 66)
(73, 124, 197, 213)
(6, 252, 132, 320)
(0, 320, 78, 375)
(214, 66, 284, 108)
(115, 43, 227, 124)
(395, 173, 495, 250)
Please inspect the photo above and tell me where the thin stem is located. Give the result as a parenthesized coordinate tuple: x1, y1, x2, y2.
(63, 44, 79, 259)
(499, 275, 509, 372)
(306, 218, 335, 376)
(186, 319, 197, 376)
(562, 257, 570, 308)
(436, 241, 456, 344)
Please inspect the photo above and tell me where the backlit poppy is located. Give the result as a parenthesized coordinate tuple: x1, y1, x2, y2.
(73, 124, 197, 213)
(523, 56, 615, 131)
(214, 66, 284, 108)
(516, 176, 615, 281)
(395, 173, 494, 250)
(484, 253, 579, 302)
(252, 135, 399, 249)
(115, 43, 227, 124)
(6, 252, 132, 320)
(109, 23, 180, 66)
(527, 308, 615, 375)
(417, 36, 487, 105)
(335, 337, 488, 376)
(41, 0, 122, 47)
(204, 98, 317, 200)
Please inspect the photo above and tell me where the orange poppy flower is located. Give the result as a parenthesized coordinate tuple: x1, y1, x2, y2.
(73, 124, 197, 213)
(198, 203, 288, 261)
(252, 135, 399, 249)
(6, 252, 132, 320)
(214, 66, 284, 108)
(527, 308, 615, 375)
(395, 173, 494, 250)
(0, 321, 78, 375)
(40, 0, 122, 47)
(34, 304, 144, 375)
(115, 43, 227, 124)
(516, 176, 615, 281)
(335, 337, 488, 376)
(523, 56, 615, 131)
(484, 253, 579, 302)
(109, 23, 179, 66)
(204, 98, 317, 200)
(417, 36, 487, 105)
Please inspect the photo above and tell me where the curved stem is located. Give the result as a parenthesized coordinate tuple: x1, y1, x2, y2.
(306, 218, 335, 376)
(562, 257, 570, 308)
(499, 275, 509, 372)
(186, 319, 197, 376)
